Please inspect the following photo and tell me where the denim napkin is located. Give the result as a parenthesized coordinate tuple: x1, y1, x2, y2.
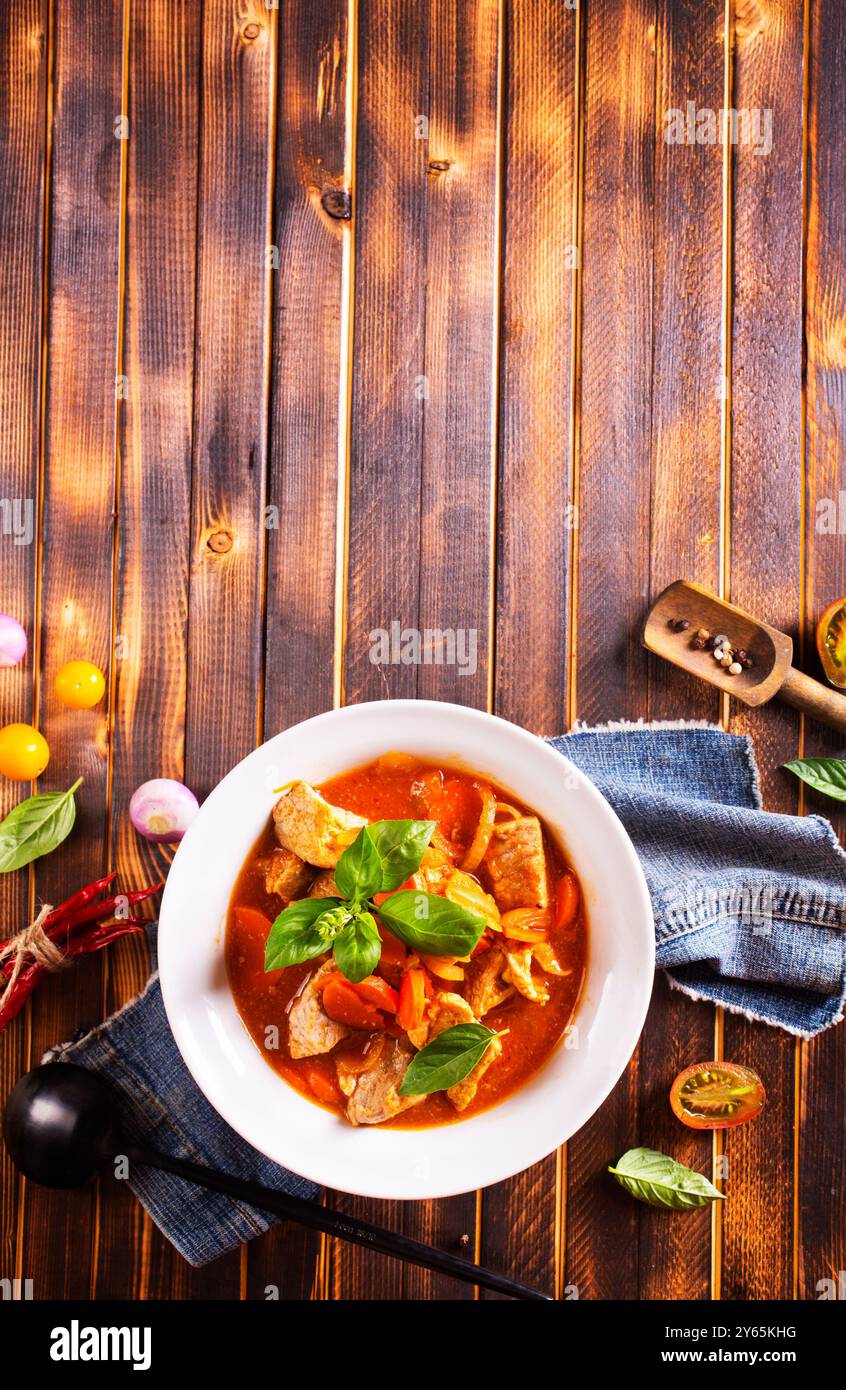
(552, 723, 846, 1038)
(48, 722, 846, 1265)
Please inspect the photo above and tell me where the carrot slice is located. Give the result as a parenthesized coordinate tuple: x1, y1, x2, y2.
(301, 1062, 344, 1107)
(234, 905, 273, 938)
(554, 873, 579, 930)
(397, 968, 427, 1032)
(377, 927, 408, 970)
(322, 977, 386, 1031)
(351, 975, 400, 1013)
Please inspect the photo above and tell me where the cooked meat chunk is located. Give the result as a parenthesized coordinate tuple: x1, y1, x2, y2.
(287, 960, 350, 1059)
(308, 870, 340, 899)
(336, 1036, 424, 1126)
(463, 946, 515, 1018)
(534, 941, 569, 977)
(410, 859, 453, 896)
(263, 847, 313, 902)
(502, 944, 549, 1004)
(429, 990, 476, 1035)
(483, 815, 548, 911)
(272, 782, 367, 869)
(448, 1034, 502, 1112)
(408, 990, 502, 1112)
(408, 989, 476, 1049)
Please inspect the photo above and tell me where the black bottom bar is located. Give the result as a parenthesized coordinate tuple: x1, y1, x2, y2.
(1, 1297, 842, 1377)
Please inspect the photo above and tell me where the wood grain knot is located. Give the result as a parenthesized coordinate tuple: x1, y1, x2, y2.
(321, 189, 351, 220)
(207, 529, 234, 554)
(735, 0, 768, 46)
(428, 159, 451, 175)
(240, 21, 262, 42)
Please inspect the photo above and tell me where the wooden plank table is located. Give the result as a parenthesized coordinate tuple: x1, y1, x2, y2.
(1, 0, 843, 1301)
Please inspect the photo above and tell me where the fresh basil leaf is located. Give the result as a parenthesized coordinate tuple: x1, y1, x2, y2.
(399, 1023, 500, 1096)
(335, 826, 382, 902)
(608, 1147, 725, 1211)
(366, 819, 436, 891)
(375, 889, 485, 957)
(783, 757, 846, 803)
(264, 897, 343, 972)
(0, 778, 82, 874)
(333, 909, 382, 984)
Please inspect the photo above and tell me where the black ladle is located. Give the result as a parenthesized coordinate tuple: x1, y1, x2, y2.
(3, 1064, 551, 1301)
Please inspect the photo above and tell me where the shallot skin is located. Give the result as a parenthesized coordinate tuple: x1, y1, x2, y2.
(129, 778, 199, 844)
(0, 615, 27, 668)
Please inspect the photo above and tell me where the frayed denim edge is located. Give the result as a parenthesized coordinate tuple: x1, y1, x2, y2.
(566, 718, 720, 734)
(663, 969, 845, 1040)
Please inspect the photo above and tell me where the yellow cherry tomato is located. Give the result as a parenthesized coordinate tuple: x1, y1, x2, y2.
(54, 660, 106, 710)
(0, 724, 50, 781)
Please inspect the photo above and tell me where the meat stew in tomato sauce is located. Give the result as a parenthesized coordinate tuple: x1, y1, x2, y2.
(226, 753, 587, 1128)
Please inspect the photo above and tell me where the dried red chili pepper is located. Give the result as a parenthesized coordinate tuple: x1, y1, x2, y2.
(46, 873, 119, 925)
(0, 875, 160, 1035)
(56, 883, 162, 935)
(0, 873, 121, 959)
(0, 920, 147, 1031)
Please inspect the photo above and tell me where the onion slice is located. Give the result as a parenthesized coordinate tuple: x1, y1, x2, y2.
(461, 784, 497, 872)
(129, 778, 199, 844)
(500, 907, 550, 942)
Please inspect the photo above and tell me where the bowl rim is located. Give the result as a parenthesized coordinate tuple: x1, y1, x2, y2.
(158, 699, 655, 1198)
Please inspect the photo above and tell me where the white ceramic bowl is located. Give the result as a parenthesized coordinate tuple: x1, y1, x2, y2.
(158, 700, 654, 1199)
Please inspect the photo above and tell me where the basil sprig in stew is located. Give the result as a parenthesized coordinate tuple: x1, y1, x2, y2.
(399, 1022, 504, 1096)
(264, 818, 487, 985)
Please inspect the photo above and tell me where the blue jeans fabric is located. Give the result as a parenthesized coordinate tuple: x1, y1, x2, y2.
(49, 724, 846, 1266)
(551, 725, 846, 1038)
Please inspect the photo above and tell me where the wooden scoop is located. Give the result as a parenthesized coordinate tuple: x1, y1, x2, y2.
(643, 580, 846, 736)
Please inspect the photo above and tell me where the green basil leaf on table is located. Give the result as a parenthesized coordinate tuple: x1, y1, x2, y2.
(399, 1022, 501, 1096)
(333, 909, 382, 984)
(375, 889, 485, 957)
(783, 757, 846, 803)
(0, 778, 83, 874)
(608, 1147, 725, 1211)
(334, 826, 383, 902)
(264, 896, 344, 971)
(366, 819, 435, 891)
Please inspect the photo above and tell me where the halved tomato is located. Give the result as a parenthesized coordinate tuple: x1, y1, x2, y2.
(670, 1061, 766, 1130)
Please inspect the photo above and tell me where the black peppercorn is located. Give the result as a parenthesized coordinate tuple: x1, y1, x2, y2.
(692, 636, 706, 650)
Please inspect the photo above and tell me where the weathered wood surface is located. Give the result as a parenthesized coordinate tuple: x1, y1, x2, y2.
(0, 0, 842, 1300)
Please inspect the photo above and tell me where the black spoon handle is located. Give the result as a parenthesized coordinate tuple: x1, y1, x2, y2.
(125, 1144, 551, 1301)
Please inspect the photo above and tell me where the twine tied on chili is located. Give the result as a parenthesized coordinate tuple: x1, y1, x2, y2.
(0, 904, 70, 1011)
